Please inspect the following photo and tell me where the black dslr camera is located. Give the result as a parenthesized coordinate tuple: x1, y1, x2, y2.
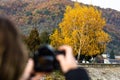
(33, 45, 65, 72)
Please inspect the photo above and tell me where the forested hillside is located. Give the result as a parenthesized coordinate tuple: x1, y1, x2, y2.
(0, 0, 120, 54)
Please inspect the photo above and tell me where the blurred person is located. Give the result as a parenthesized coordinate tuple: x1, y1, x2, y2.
(0, 17, 28, 80)
(0, 17, 90, 80)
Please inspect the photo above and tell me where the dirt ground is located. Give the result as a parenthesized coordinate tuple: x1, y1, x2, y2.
(85, 67, 120, 80)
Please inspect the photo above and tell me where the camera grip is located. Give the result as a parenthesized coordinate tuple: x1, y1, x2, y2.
(55, 50, 65, 56)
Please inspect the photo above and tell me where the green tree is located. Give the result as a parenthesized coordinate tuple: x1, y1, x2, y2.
(109, 50, 115, 59)
(26, 28, 40, 53)
(40, 31, 50, 44)
(26, 11, 32, 16)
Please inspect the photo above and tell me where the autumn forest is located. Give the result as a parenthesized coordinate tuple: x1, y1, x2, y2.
(0, 0, 120, 60)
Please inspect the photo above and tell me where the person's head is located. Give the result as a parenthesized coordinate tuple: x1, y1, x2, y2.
(0, 17, 28, 80)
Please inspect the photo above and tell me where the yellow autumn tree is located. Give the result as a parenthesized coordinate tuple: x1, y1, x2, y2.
(50, 3, 110, 61)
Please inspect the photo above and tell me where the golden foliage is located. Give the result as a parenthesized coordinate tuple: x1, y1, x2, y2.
(50, 3, 110, 57)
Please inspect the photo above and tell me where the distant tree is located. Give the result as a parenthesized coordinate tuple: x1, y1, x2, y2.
(40, 31, 50, 44)
(44, 9, 50, 15)
(35, 9, 42, 14)
(26, 28, 40, 53)
(109, 50, 115, 59)
(26, 11, 32, 16)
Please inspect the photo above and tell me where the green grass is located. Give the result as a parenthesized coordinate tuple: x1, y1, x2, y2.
(45, 70, 65, 80)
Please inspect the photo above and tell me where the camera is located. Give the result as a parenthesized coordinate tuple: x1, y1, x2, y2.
(33, 45, 65, 72)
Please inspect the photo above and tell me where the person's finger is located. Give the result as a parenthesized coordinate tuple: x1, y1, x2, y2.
(56, 55, 65, 64)
(20, 59, 34, 80)
(24, 59, 34, 74)
(31, 73, 46, 80)
(58, 45, 73, 59)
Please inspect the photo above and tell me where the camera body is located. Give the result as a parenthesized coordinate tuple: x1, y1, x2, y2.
(33, 45, 64, 72)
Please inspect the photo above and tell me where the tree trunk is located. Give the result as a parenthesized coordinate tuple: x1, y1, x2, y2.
(77, 48, 81, 62)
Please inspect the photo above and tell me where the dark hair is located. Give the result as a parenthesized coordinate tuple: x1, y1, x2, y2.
(0, 17, 28, 80)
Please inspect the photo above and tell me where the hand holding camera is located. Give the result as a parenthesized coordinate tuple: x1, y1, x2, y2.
(33, 45, 65, 72)
(33, 45, 77, 73)
(56, 45, 77, 73)
(21, 45, 78, 80)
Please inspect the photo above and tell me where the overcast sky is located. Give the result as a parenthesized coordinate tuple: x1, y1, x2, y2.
(71, 0, 120, 11)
